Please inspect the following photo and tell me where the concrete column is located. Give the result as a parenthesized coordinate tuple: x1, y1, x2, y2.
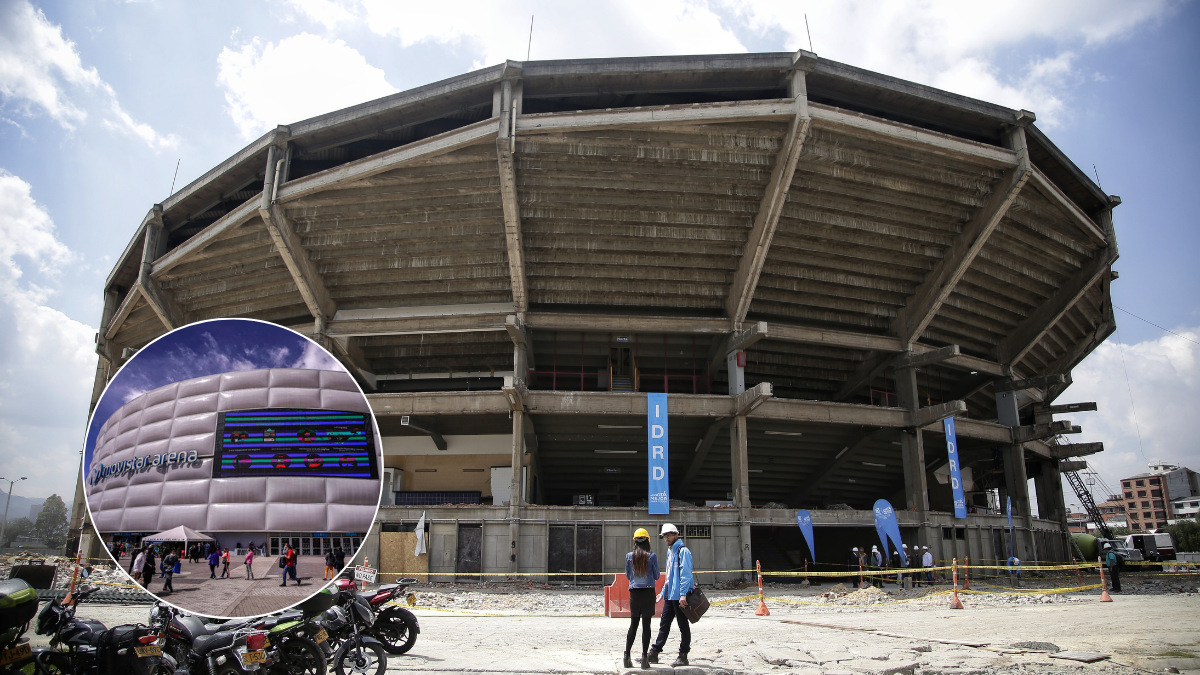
(730, 414, 752, 577)
(1003, 443, 1035, 560)
(893, 367, 930, 549)
(508, 409, 524, 573)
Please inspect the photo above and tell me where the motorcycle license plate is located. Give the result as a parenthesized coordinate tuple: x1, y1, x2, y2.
(0, 643, 31, 666)
(313, 629, 328, 643)
(242, 650, 267, 664)
(135, 645, 162, 658)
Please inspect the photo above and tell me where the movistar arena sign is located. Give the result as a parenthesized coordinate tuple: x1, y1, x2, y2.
(89, 450, 200, 485)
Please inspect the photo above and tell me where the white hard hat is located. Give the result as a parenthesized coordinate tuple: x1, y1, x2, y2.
(1103, 543, 1111, 549)
(902, 544, 908, 548)
(871, 545, 878, 550)
(922, 546, 928, 550)
(659, 523, 678, 536)
(852, 547, 859, 551)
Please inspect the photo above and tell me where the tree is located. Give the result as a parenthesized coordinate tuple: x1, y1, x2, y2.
(2, 518, 33, 547)
(1165, 519, 1200, 553)
(33, 495, 68, 551)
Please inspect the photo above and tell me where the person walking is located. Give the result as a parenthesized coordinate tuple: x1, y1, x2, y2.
(142, 547, 157, 587)
(324, 548, 336, 580)
(1104, 544, 1122, 592)
(281, 544, 299, 586)
(922, 546, 934, 584)
(890, 548, 903, 585)
(161, 549, 178, 595)
(220, 548, 231, 578)
(207, 548, 220, 579)
(623, 528, 660, 670)
(131, 548, 146, 585)
(647, 524, 692, 668)
(245, 547, 256, 579)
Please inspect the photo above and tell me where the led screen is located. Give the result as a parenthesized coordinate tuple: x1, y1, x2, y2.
(213, 408, 378, 479)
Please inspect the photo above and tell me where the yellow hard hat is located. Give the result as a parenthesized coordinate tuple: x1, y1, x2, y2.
(633, 528, 650, 540)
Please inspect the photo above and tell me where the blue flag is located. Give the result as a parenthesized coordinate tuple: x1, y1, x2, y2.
(943, 417, 967, 519)
(647, 393, 669, 515)
(795, 510, 815, 562)
(872, 499, 907, 566)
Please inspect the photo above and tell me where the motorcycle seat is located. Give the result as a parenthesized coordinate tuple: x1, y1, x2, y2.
(191, 631, 235, 656)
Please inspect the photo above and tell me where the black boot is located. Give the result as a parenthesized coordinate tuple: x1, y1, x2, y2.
(647, 647, 659, 664)
(623, 653, 633, 669)
(640, 653, 650, 670)
(671, 654, 689, 667)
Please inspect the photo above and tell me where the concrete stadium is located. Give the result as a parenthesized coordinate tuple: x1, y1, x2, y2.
(71, 49, 1119, 581)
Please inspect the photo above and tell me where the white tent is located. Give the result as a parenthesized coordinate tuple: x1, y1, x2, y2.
(141, 525, 214, 545)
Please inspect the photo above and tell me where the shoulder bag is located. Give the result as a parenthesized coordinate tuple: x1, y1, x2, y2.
(674, 545, 709, 623)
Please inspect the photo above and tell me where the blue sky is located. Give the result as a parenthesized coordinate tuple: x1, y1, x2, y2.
(1, 0, 1197, 504)
(82, 318, 342, 474)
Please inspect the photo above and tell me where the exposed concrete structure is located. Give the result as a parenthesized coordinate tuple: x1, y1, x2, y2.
(74, 49, 1119, 576)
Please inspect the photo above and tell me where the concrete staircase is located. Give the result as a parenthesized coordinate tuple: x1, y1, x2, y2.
(611, 376, 634, 392)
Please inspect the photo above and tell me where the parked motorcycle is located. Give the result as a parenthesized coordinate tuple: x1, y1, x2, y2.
(0, 578, 40, 674)
(35, 584, 171, 675)
(151, 602, 268, 675)
(326, 590, 385, 675)
(331, 577, 419, 654)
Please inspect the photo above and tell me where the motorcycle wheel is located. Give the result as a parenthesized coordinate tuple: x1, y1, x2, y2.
(374, 612, 418, 655)
(334, 640, 386, 675)
(270, 636, 326, 675)
(32, 650, 73, 674)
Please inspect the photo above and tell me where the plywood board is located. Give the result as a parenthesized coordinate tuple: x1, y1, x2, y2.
(380, 531, 428, 581)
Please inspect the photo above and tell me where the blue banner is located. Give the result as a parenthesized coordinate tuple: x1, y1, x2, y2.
(872, 499, 907, 566)
(795, 510, 815, 562)
(943, 417, 967, 519)
(1006, 496, 1015, 560)
(647, 393, 669, 515)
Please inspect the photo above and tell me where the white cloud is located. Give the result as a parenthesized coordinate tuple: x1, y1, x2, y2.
(0, 171, 97, 499)
(722, 0, 1174, 127)
(217, 32, 399, 140)
(281, 0, 358, 29)
(1057, 327, 1200, 497)
(0, 0, 178, 148)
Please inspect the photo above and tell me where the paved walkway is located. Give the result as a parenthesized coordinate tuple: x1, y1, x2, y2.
(145, 555, 333, 617)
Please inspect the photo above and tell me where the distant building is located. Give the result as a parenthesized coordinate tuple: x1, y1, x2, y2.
(1170, 496, 1200, 523)
(1122, 462, 1200, 531)
(28, 503, 42, 521)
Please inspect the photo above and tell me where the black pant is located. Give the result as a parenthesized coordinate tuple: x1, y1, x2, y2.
(162, 573, 173, 593)
(1109, 566, 1121, 592)
(626, 588, 654, 655)
(209, 564, 217, 578)
(652, 599, 690, 656)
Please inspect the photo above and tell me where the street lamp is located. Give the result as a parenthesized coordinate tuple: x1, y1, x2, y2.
(0, 477, 28, 549)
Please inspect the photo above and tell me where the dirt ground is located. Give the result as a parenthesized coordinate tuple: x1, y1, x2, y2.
(25, 579, 1200, 675)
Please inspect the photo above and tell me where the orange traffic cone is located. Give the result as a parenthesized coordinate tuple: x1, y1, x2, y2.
(1098, 557, 1112, 602)
(755, 560, 770, 616)
(961, 556, 971, 590)
(948, 558, 964, 609)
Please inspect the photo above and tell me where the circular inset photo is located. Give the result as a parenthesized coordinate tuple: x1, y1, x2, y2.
(83, 318, 382, 618)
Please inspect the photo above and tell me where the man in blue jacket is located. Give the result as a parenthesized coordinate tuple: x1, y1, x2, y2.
(648, 523, 693, 667)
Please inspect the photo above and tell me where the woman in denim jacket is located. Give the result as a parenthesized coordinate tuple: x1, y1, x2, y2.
(623, 528, 660, 670)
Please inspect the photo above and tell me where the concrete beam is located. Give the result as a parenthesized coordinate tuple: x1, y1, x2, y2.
(995, 374, 1067, 393)
(504, 314, 535, 368)
(808, 103, 1019, 168)
(1058, 460, 1088, 472)
(330, 335, 378, 391)
(709, 321, 767, 375)
(997, 245, 1116, 366)
(891, 344, 960, 370)
(501, 375, 527, 412)
(103, 286, 142, 341)
(1012, 420, 1080, 443)
(906, 400, 967, 429)
(681, 418, 729, 497)
(1028, 166, 1106, 244)
(516, 99, 796, 135)
(725, 74, 810, 324)
(526, 313, 731, 335)
(151, 194, 261, 279)
(1051, 442, 1103, 459)
(889, 127, 1031, 347)
(496, 78, 529, 312)
(734, 382, 772, 416)
(401, 416, 446, 450)
(275, 118, 497, 204)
